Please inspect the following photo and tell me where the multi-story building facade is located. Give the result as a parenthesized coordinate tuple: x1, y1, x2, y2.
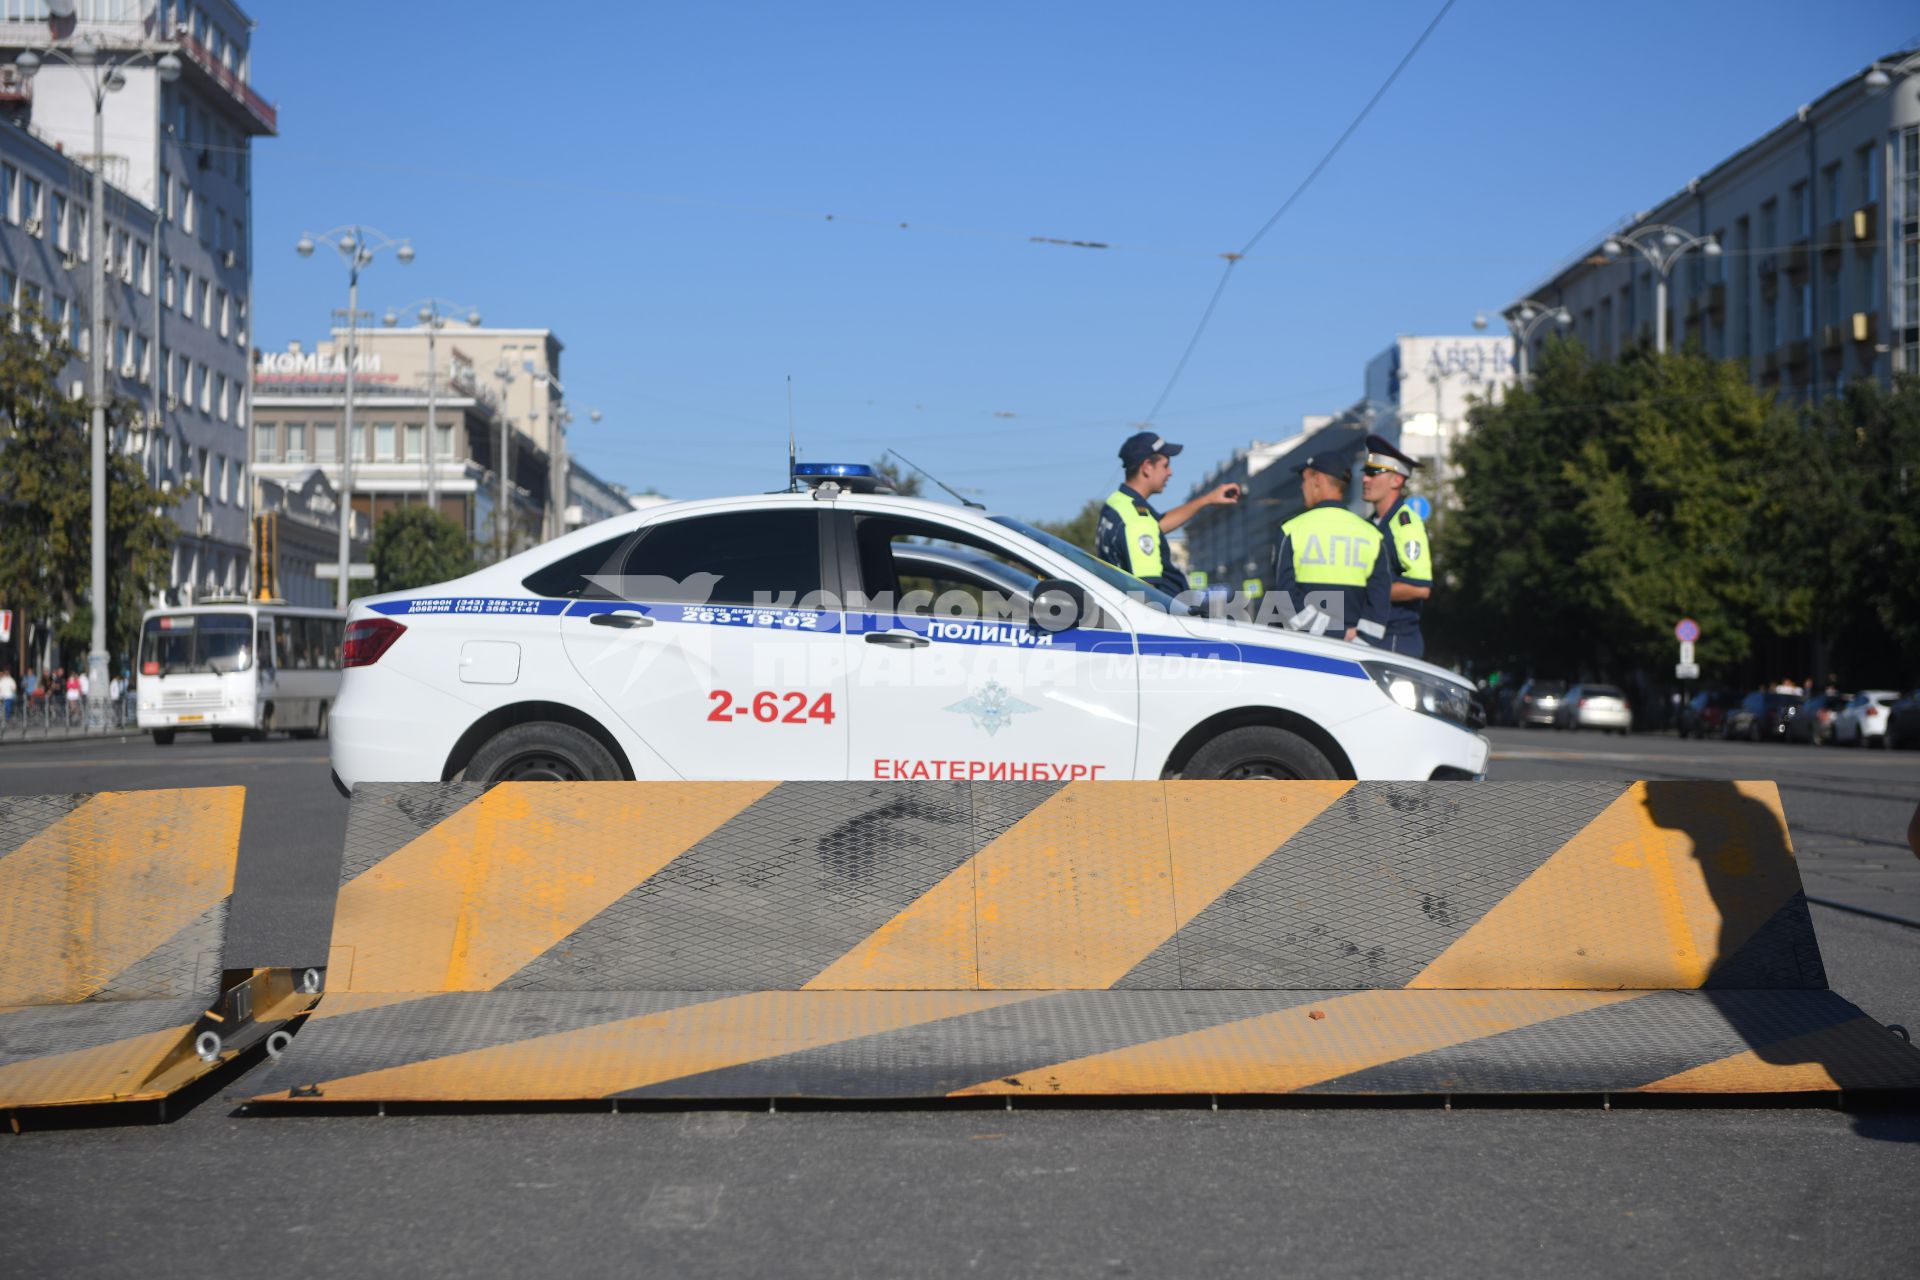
(1514, 47, 1920, 399)
(1362, 334, 1515, 490)
(0, 0, 273, 602)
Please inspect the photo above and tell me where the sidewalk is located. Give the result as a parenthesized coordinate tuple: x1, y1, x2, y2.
(0, 719, 144, 747)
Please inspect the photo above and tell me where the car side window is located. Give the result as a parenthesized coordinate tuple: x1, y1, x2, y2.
(620, 511, 823, 606)
(523, 536, 629, 599)
(852, 514, 1118, 630)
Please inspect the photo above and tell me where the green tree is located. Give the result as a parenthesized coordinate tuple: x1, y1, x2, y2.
(370, 506, 476, 594)
(870, 456, 923, 497)
(0, 304, 178, 673)
(1033, 497, 1104, 553)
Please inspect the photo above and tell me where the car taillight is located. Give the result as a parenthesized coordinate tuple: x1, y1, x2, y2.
(1579, 698, 1589, 707)
(342, 617, 406, 668)
(1867, 707, 1883, 718)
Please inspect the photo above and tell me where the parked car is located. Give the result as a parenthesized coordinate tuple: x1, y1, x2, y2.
(1831, 690, 1900, 747)
(1677, 690, 1735, 740)
(1784, 692, 1850, 744)
(1885, 691, 1920, 750)
(1513, 679, 1567, 728)
(1722, 691, 1803, 742)
(1553, 683, 1632, 734)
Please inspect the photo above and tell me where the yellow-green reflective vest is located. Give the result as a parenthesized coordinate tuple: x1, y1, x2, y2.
(1104, 489, 1164, 580)
(1279, 505, 1383, 587)
(1188, 570, 1210, 589)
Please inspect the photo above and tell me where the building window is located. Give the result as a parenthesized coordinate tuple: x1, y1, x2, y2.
(435, 423, 454, 459)
(172, 354, 187, 401)
(216, 374, 230, 422)
(1798, 281, 1813, 338)
(1861, 144, 1881, 206)
(182, 186, 195, 235)
(404, 423, 424, 461)
(57, 296, 72, 346)
(52, 192, 68, 252)
(1822, 164, 1843, 224)
(163, 259, 175, 309)
(21, 175, 40, 231)
(115, 230, 132, 284)
(375, 422, 396, 461)
(2, 163, 16, 224)
(217, 289, 229, 337)
(235, 298, 246, 346)
(1764, 293, 1779, 348)
(1823, 266, 1842, 326)
(135, 333, 150, 383)
(181, 271, 194, 320)
(135, 240, 150, 294)
(284, 422, 308, 464)
(255, 422, 275, 463)
(314, 423, 337, 463)
(1859, 249, 1881, 313)
(1791, 182, 1810, 238)
(201, 280, 213, 328)
(198, 363, 211, 413)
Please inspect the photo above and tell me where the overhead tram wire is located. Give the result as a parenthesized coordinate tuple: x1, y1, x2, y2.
(1142, 0, 1460, 424)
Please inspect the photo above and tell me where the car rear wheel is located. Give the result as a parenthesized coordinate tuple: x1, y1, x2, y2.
(467, 721, 621, 784)
(1183, 726, 1337, 781)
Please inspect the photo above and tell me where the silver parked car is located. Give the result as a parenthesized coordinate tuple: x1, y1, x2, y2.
(1830, 690, 1899, 747)
(1553, 683, 1632, 734)
(1513, 679, 1566, 728)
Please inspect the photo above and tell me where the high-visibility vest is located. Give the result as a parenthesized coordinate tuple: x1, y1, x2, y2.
(1241, 578, 1263, 597)
(1279, 505, 1383, 587)
(1103, 489, 1164, 580)
(1188, 570, 1210, 589)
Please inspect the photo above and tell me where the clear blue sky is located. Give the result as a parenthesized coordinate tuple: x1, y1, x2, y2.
(251, 0, 1917, 523)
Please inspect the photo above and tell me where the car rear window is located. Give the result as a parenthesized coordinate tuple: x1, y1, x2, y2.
(1531, 681, 1566, 695)
(1583, 686, 1623, 699)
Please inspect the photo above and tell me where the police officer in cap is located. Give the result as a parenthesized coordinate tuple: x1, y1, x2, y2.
(1095, 431, 1240, 595)
(1271, 452, 1389, 643)
(1360, 434, 1433, 659)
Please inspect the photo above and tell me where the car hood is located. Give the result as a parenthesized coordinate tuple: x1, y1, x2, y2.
(1169, 614, 1473, 690)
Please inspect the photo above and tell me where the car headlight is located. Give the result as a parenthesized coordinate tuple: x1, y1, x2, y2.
(1361, 661, 1480, 728)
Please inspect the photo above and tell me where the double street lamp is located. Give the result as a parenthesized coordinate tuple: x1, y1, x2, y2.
(14, 36, 182, 731)
(382, 299, 480, 518)
(1475, 299, 1571, 381)
(1602, 223, 1720, 354)
(295, 227, 414, 608)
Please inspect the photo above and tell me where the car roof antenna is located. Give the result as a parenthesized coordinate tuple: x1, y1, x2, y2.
(886, 448, 986, 509)
(786, 376, 799, 493)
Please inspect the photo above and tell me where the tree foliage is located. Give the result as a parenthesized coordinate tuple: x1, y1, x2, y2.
(370, 506, 477, 594)
(0, 306, 178, 669)
(869, 456, 923, 497)
(1033, 497, 1104, 553)
(1431, 338, 1920, 688)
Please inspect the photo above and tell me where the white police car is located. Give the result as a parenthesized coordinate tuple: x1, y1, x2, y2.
(330, 464, 1488, 787)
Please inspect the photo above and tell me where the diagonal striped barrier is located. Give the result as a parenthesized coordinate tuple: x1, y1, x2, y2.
(244, 780, 1920, 1104)
(0, 789, 316, 1114)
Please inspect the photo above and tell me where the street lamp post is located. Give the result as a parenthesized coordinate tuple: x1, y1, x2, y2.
(1602, 224, 1721, 354)
(15, 37, 182, 732)
(1475, 299, 1570, 381)
(493, 362, 516, 559)
(295, 227, 413, 608)
(383, 300, 480, 519)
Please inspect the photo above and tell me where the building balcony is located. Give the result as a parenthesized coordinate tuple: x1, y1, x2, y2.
(1852, 203, 1877, 245)
(1852, 312, 1877, 344)
(169, 24, 276, 135)
(1820, 220, 1846, 258)
(1819, 322, 1845, 352)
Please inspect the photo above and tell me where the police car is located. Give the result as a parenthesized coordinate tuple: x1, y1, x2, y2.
(330, 464, 1488, 788)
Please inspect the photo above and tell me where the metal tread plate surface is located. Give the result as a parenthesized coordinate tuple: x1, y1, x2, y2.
(0, 998, 209, 1108)
(242, 987, 1920, 1103)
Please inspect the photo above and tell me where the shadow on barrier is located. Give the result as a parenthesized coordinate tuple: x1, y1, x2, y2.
(1642, 781, 1919, 1143)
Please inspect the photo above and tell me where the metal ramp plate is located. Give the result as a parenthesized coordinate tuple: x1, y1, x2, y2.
(243, 780, 1920, 1103)
(0, 789, 314, 1112)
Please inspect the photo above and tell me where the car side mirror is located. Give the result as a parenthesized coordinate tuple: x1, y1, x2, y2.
(1030, 578, 1087, 632)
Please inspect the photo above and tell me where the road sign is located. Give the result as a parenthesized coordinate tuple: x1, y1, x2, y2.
(1407, 495, 1433, 520)
(0, 608, 10, 643)
(1679, 640, 1695, 665)
(1676, 662, 1700, 680)
(1675, 618, 1700, 643)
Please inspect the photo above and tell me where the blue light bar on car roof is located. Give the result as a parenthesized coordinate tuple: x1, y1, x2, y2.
(791, 462, 890, 493)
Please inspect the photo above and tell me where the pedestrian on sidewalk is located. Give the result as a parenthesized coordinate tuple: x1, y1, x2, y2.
(0, 667, 14, 725)
(64, 670, 80, 724)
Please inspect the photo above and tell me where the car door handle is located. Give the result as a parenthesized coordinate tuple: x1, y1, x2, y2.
(865, 631, 928, 649)
(589, 612, 652, 629)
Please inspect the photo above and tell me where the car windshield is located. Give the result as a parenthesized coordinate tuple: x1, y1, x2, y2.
(989, 516, 1183, 613)
(140, 613, 253, 676)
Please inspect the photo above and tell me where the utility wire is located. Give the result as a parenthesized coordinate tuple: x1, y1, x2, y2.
(1143, 0, 1459, 423)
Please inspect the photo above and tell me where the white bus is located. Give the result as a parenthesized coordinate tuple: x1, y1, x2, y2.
(136, 601, 344, 745)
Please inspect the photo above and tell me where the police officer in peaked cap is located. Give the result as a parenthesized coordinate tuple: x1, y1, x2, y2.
(1270, 452, 1390, 643)
(1360, 434, 1432, 659)
(1095, 431, 1240, 596)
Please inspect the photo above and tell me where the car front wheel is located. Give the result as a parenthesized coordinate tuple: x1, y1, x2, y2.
(1183, 725, 1337, 781)
(466, 721, 622, 783)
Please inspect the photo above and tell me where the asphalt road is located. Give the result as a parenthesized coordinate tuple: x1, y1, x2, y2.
(2, 728, 1916, 1278)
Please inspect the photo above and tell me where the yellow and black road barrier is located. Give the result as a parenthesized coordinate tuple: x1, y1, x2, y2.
(0, 788, 316, 1116)
(242, 780, 1920, 1104)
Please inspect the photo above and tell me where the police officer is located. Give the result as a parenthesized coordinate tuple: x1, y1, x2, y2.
(1270, 452, 1389, 643)
(1360, 434, 1432, 659)
(1095, 431, 1239, 595)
